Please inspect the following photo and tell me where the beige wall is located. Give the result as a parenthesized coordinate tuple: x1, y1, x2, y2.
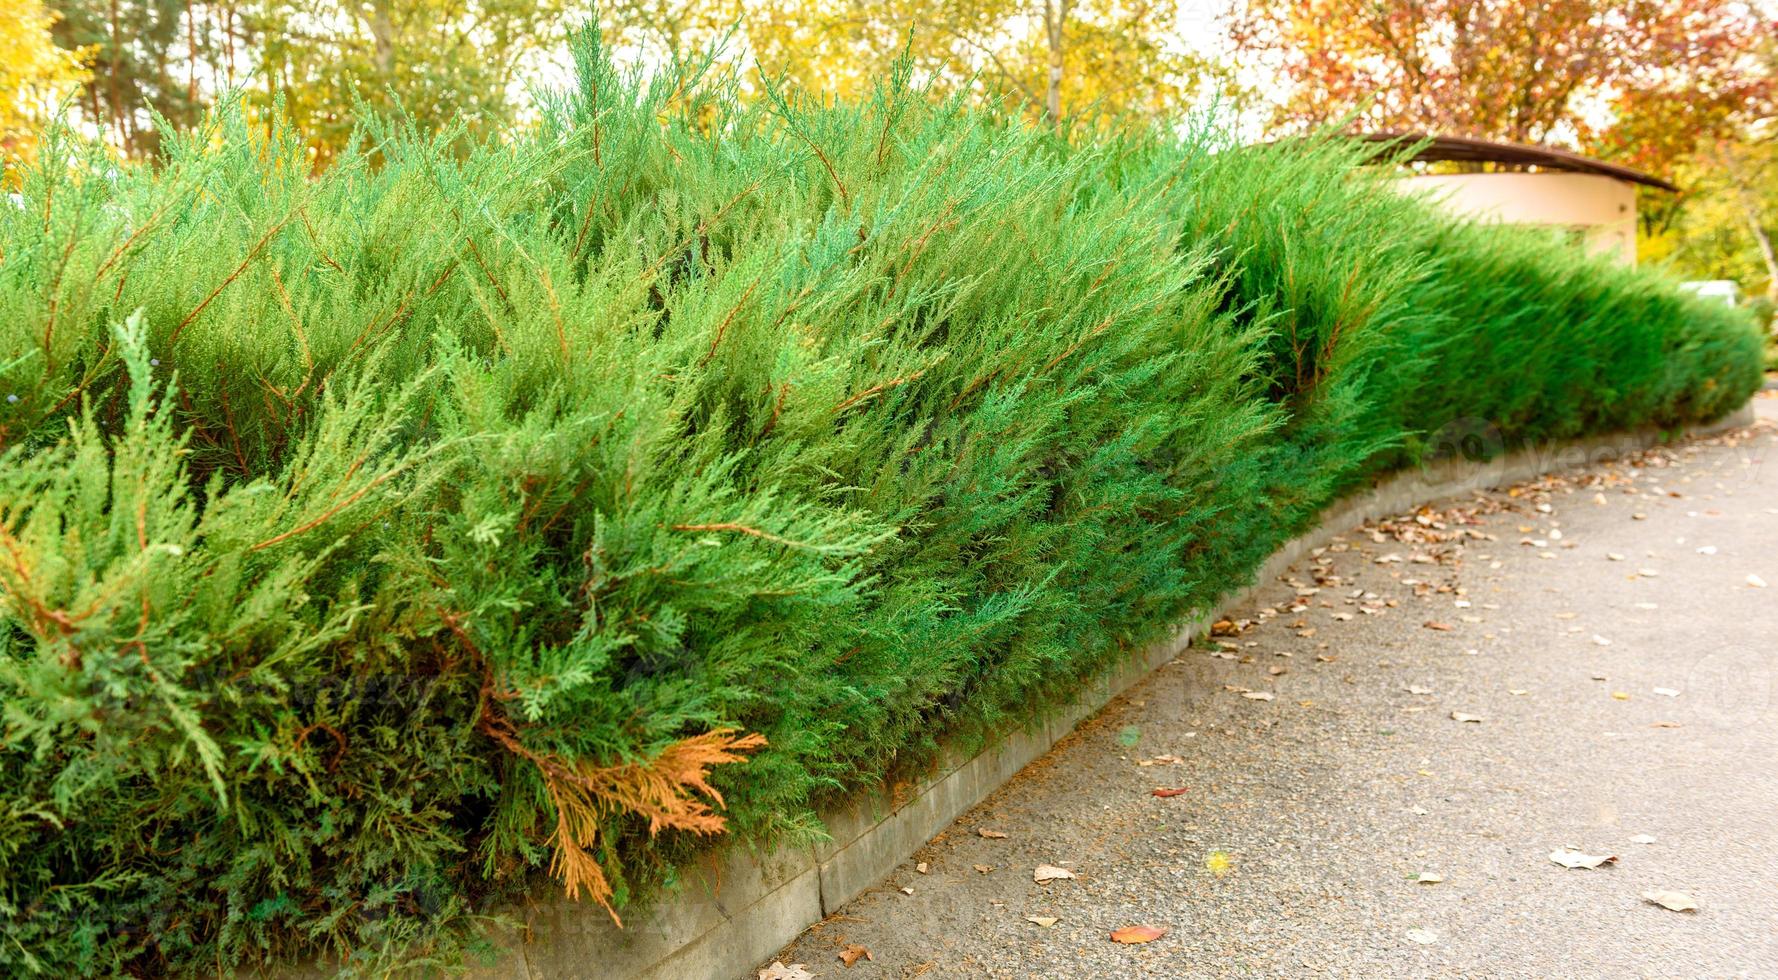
(1395, 171, 1640, 265)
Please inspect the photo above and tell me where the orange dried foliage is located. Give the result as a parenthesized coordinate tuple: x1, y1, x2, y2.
(483, 709, 765, 926)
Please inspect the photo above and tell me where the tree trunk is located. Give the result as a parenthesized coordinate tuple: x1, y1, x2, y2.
(1042, 0, 1069, 130)
(368, 0, 396, 77)
(1735, 193, 1778, 305)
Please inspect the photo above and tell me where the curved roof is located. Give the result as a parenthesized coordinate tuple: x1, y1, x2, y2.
(1351, 132, 1677, 192)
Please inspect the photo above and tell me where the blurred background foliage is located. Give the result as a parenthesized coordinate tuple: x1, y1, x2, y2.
(9, 0, 1767, 307)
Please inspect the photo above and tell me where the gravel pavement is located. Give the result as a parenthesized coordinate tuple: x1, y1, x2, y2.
(761, 393, 1778, 979)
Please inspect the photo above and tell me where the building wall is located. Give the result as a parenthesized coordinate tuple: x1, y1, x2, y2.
(1396, 171, 1639, 265)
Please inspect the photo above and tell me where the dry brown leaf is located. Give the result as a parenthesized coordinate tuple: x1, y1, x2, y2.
(837, 944, 872, 967)
(758, 962, 814, 980)
(1026, 915, 1059, 928)
(1150, 787, 1189, 798)
(916, 861, 929, 874)
(972, 864, 992, 874)
(1642, 890, 1698, 912)
(1549, 848, 1617, 870)
(1414, 872, 1444, 884)
(978, 828, 1008, 839)
(1450, 712, 1483, 723)
(1109, 925, 1168, 944)
(1424, 621, 1454, 631)
(1033, 864, 1075, 883)
(1241, 691, 1275, 702)
(1405, 927, 1440, 945)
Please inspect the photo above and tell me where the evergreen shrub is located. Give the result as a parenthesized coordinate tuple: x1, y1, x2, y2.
(0, 32, 1762, 975)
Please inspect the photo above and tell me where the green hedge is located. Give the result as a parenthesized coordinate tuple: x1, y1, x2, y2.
(0, 34, 1762, 975)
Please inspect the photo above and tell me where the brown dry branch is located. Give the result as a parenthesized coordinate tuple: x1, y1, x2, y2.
(470, 654, 765, 924)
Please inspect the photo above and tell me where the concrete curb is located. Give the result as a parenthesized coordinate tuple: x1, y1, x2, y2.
(474, 404, 1758, 980)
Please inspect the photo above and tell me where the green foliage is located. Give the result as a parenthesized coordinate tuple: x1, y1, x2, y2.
(0, 30, 1763, 976)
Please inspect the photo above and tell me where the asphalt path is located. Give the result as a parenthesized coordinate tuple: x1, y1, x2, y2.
(762, 394, 1778, 979)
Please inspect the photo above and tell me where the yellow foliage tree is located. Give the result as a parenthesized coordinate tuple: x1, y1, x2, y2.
(602, 1, 1232, 130)
(0, 0, 90, 171)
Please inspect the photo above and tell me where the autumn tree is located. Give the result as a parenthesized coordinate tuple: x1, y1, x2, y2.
(46, 0, 203, 157)
(246, 0, 576, 167)
(603, 0, 1231, 129)
(1225, 0, 1774, 165)
(2, 0, 90, 169)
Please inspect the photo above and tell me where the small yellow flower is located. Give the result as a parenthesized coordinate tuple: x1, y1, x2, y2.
(1205, 850, 1232, 877)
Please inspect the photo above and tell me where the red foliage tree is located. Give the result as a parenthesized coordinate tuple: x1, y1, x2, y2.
(1226, 0, 1775, 175)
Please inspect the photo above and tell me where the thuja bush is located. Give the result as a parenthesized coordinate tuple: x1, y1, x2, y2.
(0, 33, 1762, 975)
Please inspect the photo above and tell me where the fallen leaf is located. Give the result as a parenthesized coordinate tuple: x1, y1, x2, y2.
(1424, 621, 1454, 631)
(1508, 689, 1529, 696)
(1549, 848, 1618, 870)
(1269, 665, 1288, 676)
(1651, 720, 1683, 729)
(1612, 691, 1631, 701)
(1653, 687, 1680, 697)
(1406, 685, 1434, 695)
(916, 861, 929, 874)
(1591, 634, 1613, 647)
(1607, 552, 1625, 561)
(1642, 890, 1698, 912)
(1630, 834, 1657, 844)
(1749, 574, 1768, 589)
(1637, 568, 1660, 578)
(1414, 872, 1444, 884)
(1450, 712, 1483, 723)
(1151, 787, 1189, 798)
(1241, 691, 1275, 701)
(1117, 725, 1142, 747)
(1137, 754, 1184, 766)
(978, 828, 1008, 839)
(1033, 865, 1075, 883)
(1405, 928, 1440, 945)
(759, 962, 814, 980)
(1026, 915, 1058, 928)
(972, 864, 992, 874)
(900, 885, 914, 895)
(1109, 925, 1168, 944)
(837, 944, 872, 967)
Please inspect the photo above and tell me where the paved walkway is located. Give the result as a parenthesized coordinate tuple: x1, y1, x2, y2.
(763, 393, 1778, 979)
